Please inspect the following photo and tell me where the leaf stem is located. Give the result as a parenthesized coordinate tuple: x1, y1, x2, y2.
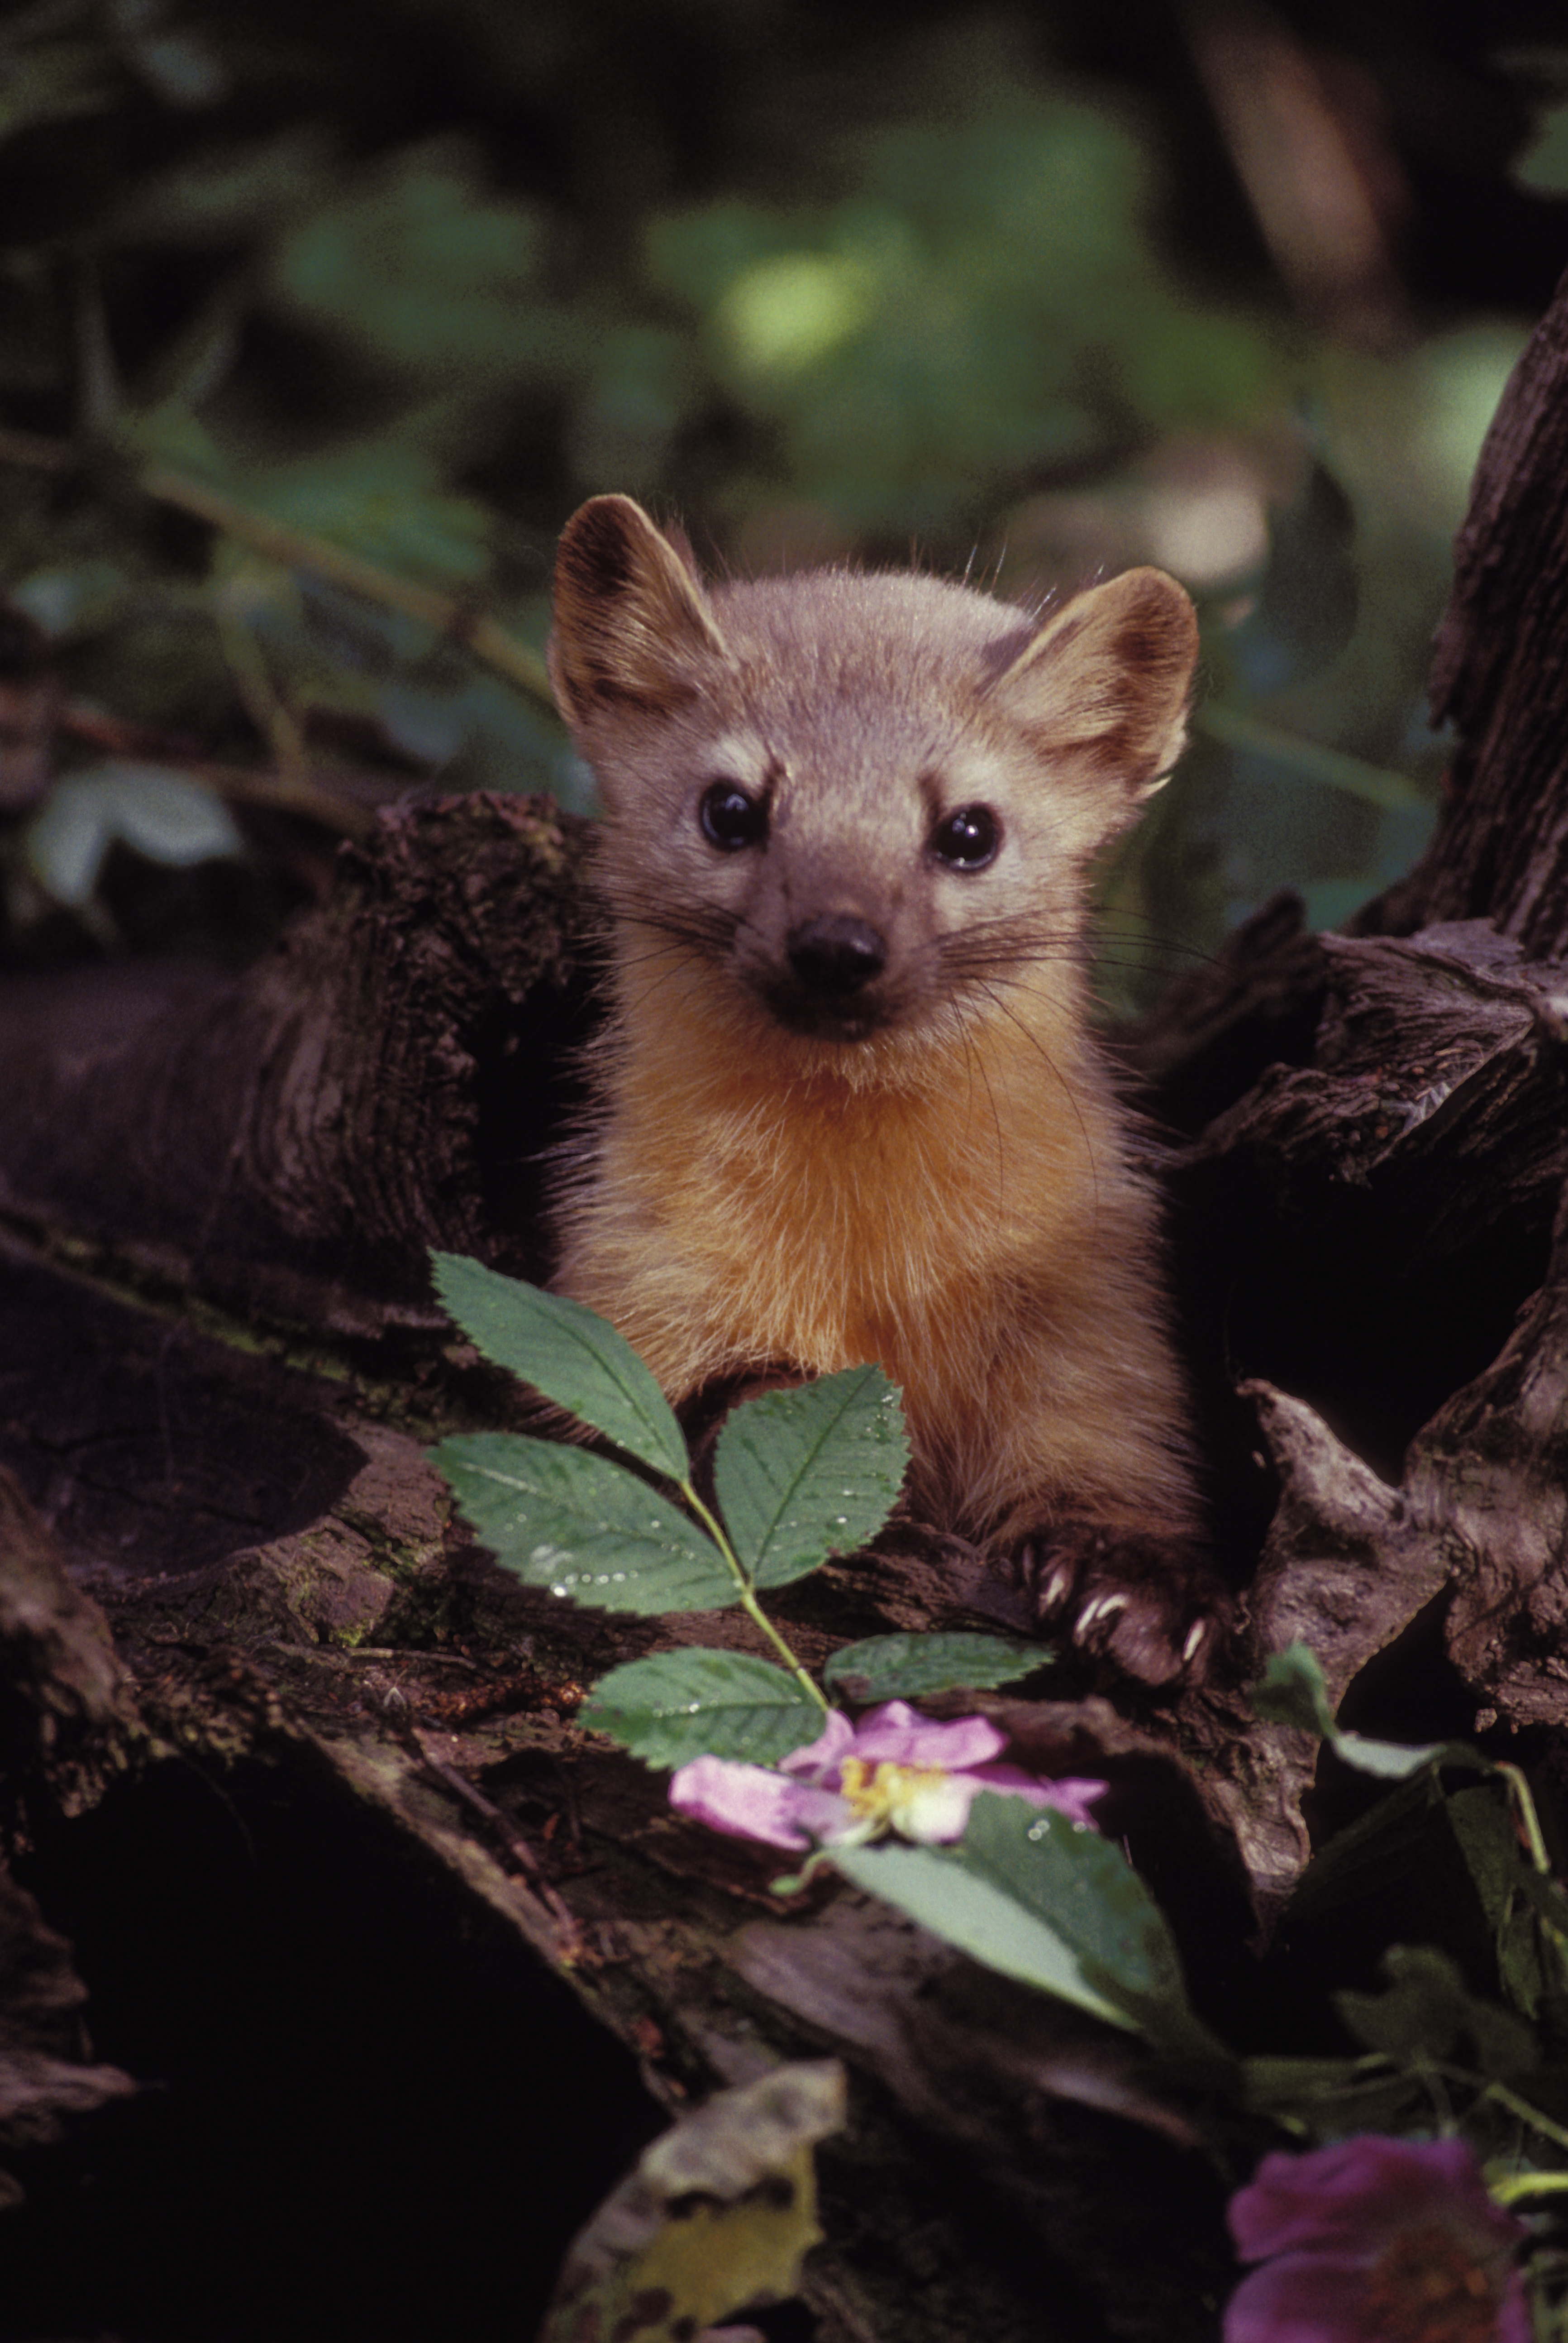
(680, 1478, 829, 1711)
(0, 426, 558, 713)
(1196, 701, 1430, 811)
(1492, 2171, 1568, 2206)
(143, 465, 557, 710)
(1493, 1761, 1568, 1990)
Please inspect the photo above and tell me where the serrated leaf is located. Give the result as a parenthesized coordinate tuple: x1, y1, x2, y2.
(430, 1255, 688, 1483)
(832, 1839, 1130, 2030)
(960, 1793, 1227, 2061)
(580, 1651, 819, 1769)
(712, 1367, 909, 1589)
(823, 1631, 1045, 1703)
(1334, 1945, 1537, 2076)
(434, 1433, 733, 1612)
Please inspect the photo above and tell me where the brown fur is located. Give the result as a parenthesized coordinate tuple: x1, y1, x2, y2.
(547, 494, 1201, 1551)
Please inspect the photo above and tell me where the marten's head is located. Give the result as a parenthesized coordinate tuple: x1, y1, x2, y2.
(548, 494, 1198, 1058)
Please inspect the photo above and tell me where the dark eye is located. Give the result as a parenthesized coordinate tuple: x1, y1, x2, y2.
(930, 803, 1001, 870)
(699, 779, 767, 852)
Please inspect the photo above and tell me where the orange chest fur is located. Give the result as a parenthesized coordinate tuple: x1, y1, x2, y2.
(598, 987, 1101, 1381)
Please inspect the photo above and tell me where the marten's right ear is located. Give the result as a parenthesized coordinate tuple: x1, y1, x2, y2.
(548, 495, 731, 724)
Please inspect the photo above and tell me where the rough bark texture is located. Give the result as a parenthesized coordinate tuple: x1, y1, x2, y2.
(1364, 261, 1568, 952)
(0, 789, 598, 1334)
(7, 275, 1568, 2342)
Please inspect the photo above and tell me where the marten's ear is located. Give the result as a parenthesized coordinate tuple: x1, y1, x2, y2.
(990, 567, 1199, 797)
(548, 495, 731, 725)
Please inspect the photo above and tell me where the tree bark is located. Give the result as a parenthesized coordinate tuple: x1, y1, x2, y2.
(1360, 261, 1568, 952)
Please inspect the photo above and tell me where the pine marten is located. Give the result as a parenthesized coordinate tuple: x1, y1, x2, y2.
(547, 493, 1212, 1679)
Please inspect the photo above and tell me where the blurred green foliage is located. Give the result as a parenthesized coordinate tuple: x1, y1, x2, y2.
(0, 0, 1553, 980)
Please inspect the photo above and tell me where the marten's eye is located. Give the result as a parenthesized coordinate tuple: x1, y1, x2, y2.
(930, 804, 1001, 870)
(699, 780, 767, 852)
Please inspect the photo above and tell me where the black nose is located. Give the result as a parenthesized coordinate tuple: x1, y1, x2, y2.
(786, 913, 888, 997)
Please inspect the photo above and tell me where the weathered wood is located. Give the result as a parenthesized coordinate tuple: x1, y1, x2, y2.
(1364, 263, 1568, 952)
(0, 791, 597, 1335)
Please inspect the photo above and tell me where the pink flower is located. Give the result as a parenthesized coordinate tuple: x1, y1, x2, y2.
(669, 1700, 1107, 1852)
(1225, 2136, 1531, 2343)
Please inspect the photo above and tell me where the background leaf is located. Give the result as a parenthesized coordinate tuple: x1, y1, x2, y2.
(712, 1367, 909, 1588)
(580, 1651, 820, 1769)
(823, 1632, 1047, 1703)
(434, 1432, 733, 1612)
(831, 1840, 1132, 2030)
(25, 765, 243, 905)
(429, 1255, 689, 1483)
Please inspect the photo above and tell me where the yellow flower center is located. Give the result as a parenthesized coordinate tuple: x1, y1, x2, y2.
(839, 1756, 945, 1822)
(1361, 2223, 1499, 2343)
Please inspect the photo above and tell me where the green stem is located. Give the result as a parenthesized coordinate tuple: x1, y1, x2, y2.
(680, 1478, 829, 1711)
(0, 427, 558, 713)
(1196, 701, 1430, 811)
(144, 465, 557, 711)
(1494, 1761, 1568, 1990)
(1423, 2066, 1568, 2161)
(1493, 2171, 1568, 2207)
(1497, 1761, 1554, 1874)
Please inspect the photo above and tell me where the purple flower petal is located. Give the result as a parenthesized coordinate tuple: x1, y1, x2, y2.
(1230, 2137, 1526, 2262)
(779, 1708, 854, 1779)
(848, 1700, 1008, 1772)
(669, 1755, 848, 1850)
(1225, 2137, 1531, 2343)
(968, 1765, 1108, 1827)
(1224, 2249, 1389, 2343)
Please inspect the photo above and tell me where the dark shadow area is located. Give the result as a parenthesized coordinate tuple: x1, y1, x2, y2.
(5, 1749, 667, 2343)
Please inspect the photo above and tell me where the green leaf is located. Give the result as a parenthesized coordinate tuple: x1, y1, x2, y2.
(712, 1367, 909, 1588)
(960, 1793, 1227, 2061)
(1446, 1783, 1568, 2022)
(1331, 1728, 1451, 1781)
(580, 1650, 820, 1769)
(1251, 1641, 1463, 1779)
(26, 765, 243, 905)
(429, 1255, 688, 1483)
(831, 1839, 1133, 2031)
(1334, 1945, 1537, 2076)
(1239, 2054, 1424, 2137)
(823, 1631, 1046, 1703)
(434, 1433, 734, 1612)
(1249, 1642, 1337, 1738)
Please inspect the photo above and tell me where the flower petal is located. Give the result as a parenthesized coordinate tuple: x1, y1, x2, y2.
(1230, 2137, 1527, 2262)
(883, 1770, 978, 1843)
(670, 1755, 848, 1850)
(1223, 2249, 1385, 2343)
(779, 1707, 855, 1780)
(968, 1766, 1107, 1828)
(849, 1701, 1008, 1772)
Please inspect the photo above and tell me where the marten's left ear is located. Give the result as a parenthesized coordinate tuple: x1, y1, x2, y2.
(990, 568, 1199, 797)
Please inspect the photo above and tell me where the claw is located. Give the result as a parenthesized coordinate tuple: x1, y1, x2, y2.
(1039, 1564, 1074, 1613)
(1074, 1590, 1128, 1641)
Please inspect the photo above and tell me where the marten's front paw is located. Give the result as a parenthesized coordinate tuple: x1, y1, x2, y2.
(1018, 1526, 1235, 1689)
